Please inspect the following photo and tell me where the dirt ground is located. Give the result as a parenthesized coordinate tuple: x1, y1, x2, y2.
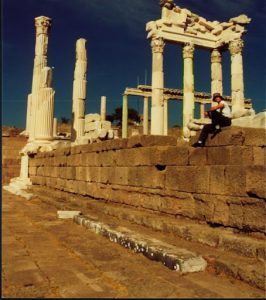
(2, 189, 264, 298)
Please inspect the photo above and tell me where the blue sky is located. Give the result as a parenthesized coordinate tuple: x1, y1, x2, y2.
(2, 0, 266, 128)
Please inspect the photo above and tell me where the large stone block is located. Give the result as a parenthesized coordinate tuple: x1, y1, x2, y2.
(86, 167, 100, 182)
(207, 127, 245, 146)
(253, 146, 266, 166)
(165, 166, 210, 193)
(84, 152, 97, 166)
(228, 146, 253, 166)
(152, 146, 189, 166)
(116, 148, 147, 166)
(193, 194, 214, 222)
(246, 166, 266, 199)
(224, 166, 246, 196)
(207, 147, 231, 165)
(188, 147, 207, 165)
(139, 166, 166, 188)
(243, 128, 266, 146)
(76, 180, 87, 195)
(75, 166, 87, 181)
(212, 197, 230, 225)
(97, 151, 116, 167)
(113, 167, 129, 185)
(65, 167, 76, 180)
(29, 166, 37, 176)
(243, 200, 266, 232)
(127, 135, 177, 148)
(209, 166, 226, 195)
(99, 167, 115, 184)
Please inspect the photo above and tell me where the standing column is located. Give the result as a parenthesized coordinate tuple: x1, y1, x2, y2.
(229, 39, 245, 113)
(28, 16, 52, 141)
(150, 37, 165, 135)
(122, 94, 128, 138)
(100, 96, 107, 121)
(163, 97, 168, 136)
(143, 96, 149, 135)
(34, 66, 55, 142)
(182, 43, 195, 139)
(71, 38, 87, 142)
(200, 103, 205, 119)
(211, 48, 223, 100)
(53, 118, 57, 137)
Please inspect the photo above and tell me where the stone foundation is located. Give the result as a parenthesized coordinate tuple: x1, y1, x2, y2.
(29, 127, 266, 234)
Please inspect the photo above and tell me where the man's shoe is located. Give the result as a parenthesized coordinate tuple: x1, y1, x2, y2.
(192, 141, 204, 148)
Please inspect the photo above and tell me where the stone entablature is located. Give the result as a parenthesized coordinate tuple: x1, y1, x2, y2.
(148, 0, 251, 48)
(28, 127, 265, 235)
(146, 1, 251, 138)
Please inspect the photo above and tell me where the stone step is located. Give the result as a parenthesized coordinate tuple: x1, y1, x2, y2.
(74, 214, 207, 273)
(31, 185, 265, 261)
(29, 185, 266, 290)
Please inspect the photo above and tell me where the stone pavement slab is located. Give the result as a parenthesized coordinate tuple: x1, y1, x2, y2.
(2, 189, 265, 298)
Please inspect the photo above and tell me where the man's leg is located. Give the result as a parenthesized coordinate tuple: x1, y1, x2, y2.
(193, 124, 214, 147)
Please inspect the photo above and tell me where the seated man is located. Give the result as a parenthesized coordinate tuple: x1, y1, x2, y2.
(192, 93, 232, 147)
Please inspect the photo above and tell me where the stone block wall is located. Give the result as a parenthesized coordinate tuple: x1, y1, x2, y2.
(2, 136, 28, 184)
(29, 127, 266, 233)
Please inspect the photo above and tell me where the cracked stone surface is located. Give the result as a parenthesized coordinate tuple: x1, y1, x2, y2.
(2, 189, 264, 298)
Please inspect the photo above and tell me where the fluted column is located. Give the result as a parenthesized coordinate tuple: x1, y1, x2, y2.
(28, 16, 52, 141)
(182, 43, 195, 139)
(53, 118, 57, 137)
(34, 67, 55, 141)
(100, 96, 107, 121)
(71, 38, 87, 142)
(229, 39, 245, 113)
(200, 103, 205, 119)
(143, 96, 149, 135)
(151, 37, 165, 135)
(211, 48, 223, 101)
(122, 94, 128, 138)
(163, 97, 168, 136)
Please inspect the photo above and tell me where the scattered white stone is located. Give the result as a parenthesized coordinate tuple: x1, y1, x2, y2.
(57, 210, 81, 219)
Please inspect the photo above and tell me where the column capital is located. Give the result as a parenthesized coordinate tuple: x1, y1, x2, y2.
(183, 43, 195, 59)
(151, 37, 165, 53)
(211, 48, 222, 63)
(229, 39, 244, 56)
(35, 16, 52, 35)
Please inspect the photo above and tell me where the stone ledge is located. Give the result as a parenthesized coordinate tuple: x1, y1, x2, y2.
(73, 214, 207, 273)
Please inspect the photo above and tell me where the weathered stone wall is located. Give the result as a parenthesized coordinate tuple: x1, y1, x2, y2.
(29, 127, 266, 233)
(2, 136, 28, 184)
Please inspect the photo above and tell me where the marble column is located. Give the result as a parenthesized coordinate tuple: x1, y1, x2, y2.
(143, 96, 149, 135)
(182, 43, 195, 139)
(100, 96, 107, 121)
(200, 103, 205, 119)
(71, 38, 87, 142)
(163, 97, 168, 136)
(34, 66, 55, 141)
(53, 118, 57, 137)
(20, 155, 29, 179)
(211, 48, 223, 100)
(229, 39, 245, 113)
(150, 37, 165, 135)
(122, 94, 128, 138)
(28, 16, 52, 141)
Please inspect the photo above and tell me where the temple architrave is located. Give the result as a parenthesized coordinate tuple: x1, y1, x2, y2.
(146, 0, 251, 139)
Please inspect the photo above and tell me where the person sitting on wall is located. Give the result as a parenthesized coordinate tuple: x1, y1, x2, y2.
(192, 92, 232, 147)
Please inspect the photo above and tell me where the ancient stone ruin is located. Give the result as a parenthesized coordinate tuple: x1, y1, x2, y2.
(146, 0, 254, 139)
(3, 2, 266, 293)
